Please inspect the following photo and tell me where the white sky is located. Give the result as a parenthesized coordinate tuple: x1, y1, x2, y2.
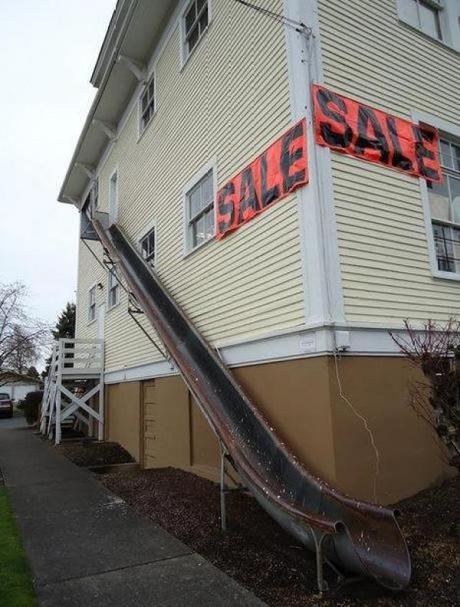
(0, 0, 116, 325)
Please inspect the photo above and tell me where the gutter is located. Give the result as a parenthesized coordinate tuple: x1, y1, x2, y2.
(58, 0, 138, 206)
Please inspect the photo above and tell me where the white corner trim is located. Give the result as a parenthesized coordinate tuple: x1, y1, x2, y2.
(182, 157, 217, 256)
(411, 110, 460, 282)
(283, 0, 345, 328)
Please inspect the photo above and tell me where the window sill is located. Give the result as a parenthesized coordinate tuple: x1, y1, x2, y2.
(398, 19, 460, 54)
(183, 235, 215, 259)
(433, 269, 460, 282)
(107, 301, 121, 313)
(87, 318, 97, 327)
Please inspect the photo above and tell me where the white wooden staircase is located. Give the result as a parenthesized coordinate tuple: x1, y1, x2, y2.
(40, 338, 105, 444)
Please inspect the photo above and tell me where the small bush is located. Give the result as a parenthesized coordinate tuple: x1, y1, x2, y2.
(23, 391, 43, 425)
(391, 319, 460, 467)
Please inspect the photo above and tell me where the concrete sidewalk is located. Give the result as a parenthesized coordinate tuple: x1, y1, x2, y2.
(0, 420, 265, 607)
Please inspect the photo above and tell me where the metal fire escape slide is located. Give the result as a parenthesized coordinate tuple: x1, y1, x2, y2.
(91, 215, 411, 593)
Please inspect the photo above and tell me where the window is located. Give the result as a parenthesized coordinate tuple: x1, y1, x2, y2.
(140, 74, 155, 133)
(186, 169, 215, 251)
(183, 0, 209, 59)
(140, 227, 156, 267)
(108, 270, 120, 308)
(109, 170, 118, 224)
(397, 0, 460, 48)
(88, 286, 96, 322)
(428, 137, 460, 273)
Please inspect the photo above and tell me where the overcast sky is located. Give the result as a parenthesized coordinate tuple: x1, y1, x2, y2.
(0, 0, 115, 325)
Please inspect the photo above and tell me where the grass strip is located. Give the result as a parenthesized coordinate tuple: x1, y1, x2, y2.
(0, 487, 37, 607)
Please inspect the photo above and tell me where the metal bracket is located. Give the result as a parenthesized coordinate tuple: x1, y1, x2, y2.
(117, 54, 147, 82)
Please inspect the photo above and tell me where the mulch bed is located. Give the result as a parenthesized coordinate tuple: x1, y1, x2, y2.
(56, 441, 134, 468)
(101, 467, 459, 606)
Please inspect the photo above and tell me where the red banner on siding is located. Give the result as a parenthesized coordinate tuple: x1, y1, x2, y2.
(312, 85, 442, 182)
(216, 119, 308, 239)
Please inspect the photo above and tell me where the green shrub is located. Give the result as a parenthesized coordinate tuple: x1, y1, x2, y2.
(23, 391, 43, 425)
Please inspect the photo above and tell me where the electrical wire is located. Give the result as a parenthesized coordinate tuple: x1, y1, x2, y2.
(80, 237, 168, 360)
(233, 0, 309, 34)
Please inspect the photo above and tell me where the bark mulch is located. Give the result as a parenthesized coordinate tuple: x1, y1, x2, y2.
(101, 468, 459, 607)
(56, 441, 134, 468)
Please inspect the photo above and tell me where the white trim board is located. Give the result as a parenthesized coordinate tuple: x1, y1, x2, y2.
(103, 323, 416, 384)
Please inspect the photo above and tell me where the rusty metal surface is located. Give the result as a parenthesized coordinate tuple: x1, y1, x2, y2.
(91, 217, 411, 590)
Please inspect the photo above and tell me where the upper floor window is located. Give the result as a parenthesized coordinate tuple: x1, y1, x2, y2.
(140, 74, 155, 133)
(185, 168, 214, 251)
(427, 136, 460, 273)
(108, 270, 120, 308)
(88, 286, 96, 322)
(399, 0, 443, 40)
(183, 0, 209, 60)
(140, 227, 156, 267)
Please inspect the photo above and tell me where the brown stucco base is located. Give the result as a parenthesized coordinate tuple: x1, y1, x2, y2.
(105, 355, 454, 505)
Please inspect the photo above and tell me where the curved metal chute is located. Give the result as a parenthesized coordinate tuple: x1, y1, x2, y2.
(91, 217, 411, 591)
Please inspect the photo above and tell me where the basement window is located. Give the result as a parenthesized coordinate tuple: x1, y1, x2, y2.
(427, 136, 460, 273)
(88, 286, 96, 322)
(140, 74, 155, 133)
(183, 0, 209, 61)
(108, 270, 120, 308)
(140, 227, 156, 267)
(185, 168, 215, 252)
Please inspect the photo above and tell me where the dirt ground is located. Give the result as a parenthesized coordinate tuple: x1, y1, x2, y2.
(100, 467, 459, 607)
(56, 440, 134, 468)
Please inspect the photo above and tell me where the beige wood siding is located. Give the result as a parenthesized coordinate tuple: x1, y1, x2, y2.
(319, 0, 460, 324)
(75, 239, 106, 340)
(89, 0, 305, 372)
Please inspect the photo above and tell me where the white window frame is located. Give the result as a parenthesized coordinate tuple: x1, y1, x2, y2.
(183, 159, 217, 256)
(107, 269, 120, 310)
(413, 110, 460, 282)
(180, 0, 212, 68)
(139, 72, 156, 135)
(88, 284, 97, 323)
(108, 168, 118, 225)
(139, 222, 157, 268)
(397, 0, 460, 50)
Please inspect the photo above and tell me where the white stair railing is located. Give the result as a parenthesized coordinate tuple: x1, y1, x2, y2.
(40, 339, 105, 444)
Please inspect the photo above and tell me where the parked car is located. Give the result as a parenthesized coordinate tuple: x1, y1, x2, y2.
(0, 393, 13, 418)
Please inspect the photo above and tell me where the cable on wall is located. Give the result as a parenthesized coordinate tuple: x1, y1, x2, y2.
(233, 0, 311, 35)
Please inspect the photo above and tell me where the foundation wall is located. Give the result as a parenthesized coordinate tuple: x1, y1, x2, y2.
(328, 356, 450, 504)
(105, 355, 453, 504)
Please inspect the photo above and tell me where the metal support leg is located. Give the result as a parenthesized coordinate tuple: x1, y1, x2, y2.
(311, 530, 329, 595)
(220, 443, 227, 532)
